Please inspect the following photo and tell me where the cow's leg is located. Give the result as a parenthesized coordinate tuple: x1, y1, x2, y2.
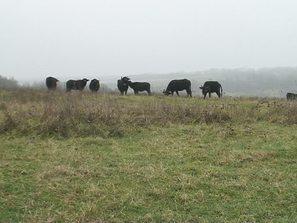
(209, 92, 211, 98)
(216, 91, 221, 98)
(176, 91, 180, 96)
(171, 91, 174, 96)
(134, 90, 138, 95)
(203, 93, 206, 99)
(147, 89, 151, 95)
(187, 89, 192, 97)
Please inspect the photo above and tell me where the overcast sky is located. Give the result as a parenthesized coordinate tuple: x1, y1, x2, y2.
(1, 0, 297, 82)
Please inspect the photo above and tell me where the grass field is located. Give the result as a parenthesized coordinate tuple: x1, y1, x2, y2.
(0, 90, 296, 222)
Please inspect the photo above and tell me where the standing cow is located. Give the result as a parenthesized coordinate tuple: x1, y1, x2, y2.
(66, 78, 89, 92)
(163, 79, 192, 97)
(89, 79, 100, 92)
(200, 81, 223, 99)
(46, 76, 59, 90)
(122, 77, 151, 95)
(287, 92, 297, 100)
(117, 77, 129, 95)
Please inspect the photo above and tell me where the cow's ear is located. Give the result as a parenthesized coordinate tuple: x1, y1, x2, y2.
(199, 86, 203, 89)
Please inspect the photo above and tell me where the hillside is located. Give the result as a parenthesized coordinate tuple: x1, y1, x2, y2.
(101, 67, 297, 97)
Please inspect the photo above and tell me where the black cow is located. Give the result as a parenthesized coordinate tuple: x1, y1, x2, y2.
(66, 78, 89, 92)
(117, 77, 129, 95)
(122, 77, 151, 95)
(200, 81, 223, 99)
(287, 92, 297, 100)
(89, 79, 100, 92)
(163, 79, 192, 97)
(46, 76, 59, 90)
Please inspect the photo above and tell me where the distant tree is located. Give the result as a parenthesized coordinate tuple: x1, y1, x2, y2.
(29, 81, 47, 90)
(99, 83, 113, 93)
(0, 75, 18, 90)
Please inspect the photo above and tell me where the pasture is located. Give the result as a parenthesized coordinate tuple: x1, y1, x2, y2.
(0, 90, 296, 222)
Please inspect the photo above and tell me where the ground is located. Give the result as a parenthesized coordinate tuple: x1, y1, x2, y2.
(0, 90, 296, 222)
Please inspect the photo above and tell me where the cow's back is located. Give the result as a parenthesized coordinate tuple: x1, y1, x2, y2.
(167, 79, 191, 91)
(203, 81, 221, 90)
(204, 81, 221, 87)
(129, 82, 150, 91)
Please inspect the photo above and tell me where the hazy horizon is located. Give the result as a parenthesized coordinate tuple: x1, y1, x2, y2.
(1, 0, 297, 83)
(9, 66, 297, 85)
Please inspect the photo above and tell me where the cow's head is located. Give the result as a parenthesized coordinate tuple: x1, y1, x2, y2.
(163, 89, 170, 96)
(200, 85, 209, 94)
(121, 76, 130, 83)
(82, 78, 89, 82)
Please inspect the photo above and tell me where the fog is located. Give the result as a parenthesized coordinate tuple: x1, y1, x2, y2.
(1, 0, 297, 85)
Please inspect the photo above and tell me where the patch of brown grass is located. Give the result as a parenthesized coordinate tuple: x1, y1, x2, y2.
(0, 90, 296, 137)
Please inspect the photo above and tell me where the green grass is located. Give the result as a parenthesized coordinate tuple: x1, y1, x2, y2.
(0, 90, 296, 222)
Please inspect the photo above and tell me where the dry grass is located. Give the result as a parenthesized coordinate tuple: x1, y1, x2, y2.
(0, 89, 296, 137)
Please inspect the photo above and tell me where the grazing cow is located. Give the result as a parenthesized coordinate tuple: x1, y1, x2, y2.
(163, 79, 192, 97)
(89, 79, 100, 92)
(122, 77, 151, 95)
(200, 81, 223, 99)
(46, 76, 59, 90)
(117, 77, 129, 95)
(286, 92, 297, 100)
(66, 78, 89, 92)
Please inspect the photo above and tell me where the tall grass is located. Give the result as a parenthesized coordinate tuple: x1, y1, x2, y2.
(0, 89, 296, 137)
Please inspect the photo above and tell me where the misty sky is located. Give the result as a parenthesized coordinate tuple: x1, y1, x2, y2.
(1, 0, 297, 82)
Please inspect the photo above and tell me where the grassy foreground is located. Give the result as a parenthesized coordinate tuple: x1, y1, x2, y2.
(0, 90, 296, 222)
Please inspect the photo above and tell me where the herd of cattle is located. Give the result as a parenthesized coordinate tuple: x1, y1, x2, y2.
(46, 76, 296, 100)
(46, 76, 223, 99)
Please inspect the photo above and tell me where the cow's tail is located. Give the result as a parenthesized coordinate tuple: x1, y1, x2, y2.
(220, 85, 223, 97)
